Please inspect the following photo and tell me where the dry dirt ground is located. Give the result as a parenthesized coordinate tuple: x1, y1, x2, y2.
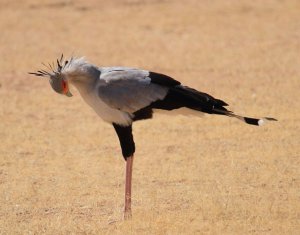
(0, 0, 299, 234)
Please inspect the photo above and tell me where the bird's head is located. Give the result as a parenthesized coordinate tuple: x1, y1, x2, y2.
(29, 54, 73, 97)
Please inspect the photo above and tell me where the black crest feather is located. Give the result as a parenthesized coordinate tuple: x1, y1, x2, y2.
(29, 54, 69, 77)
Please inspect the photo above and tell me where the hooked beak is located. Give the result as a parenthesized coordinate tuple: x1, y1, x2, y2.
(65, 90, 73, 97)
(48, 76, 73, 97)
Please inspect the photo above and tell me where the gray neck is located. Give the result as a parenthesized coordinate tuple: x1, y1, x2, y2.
(68, 68, 99, 95)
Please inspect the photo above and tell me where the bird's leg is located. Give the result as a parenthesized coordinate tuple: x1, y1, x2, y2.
(124, 155, 134, 219)
(112, 124, 135, 219)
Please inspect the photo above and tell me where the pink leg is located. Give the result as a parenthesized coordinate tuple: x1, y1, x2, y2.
(124, 155, 134, 219)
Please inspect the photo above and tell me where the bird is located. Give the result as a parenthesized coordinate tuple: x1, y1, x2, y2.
(30, 55, 277, 219)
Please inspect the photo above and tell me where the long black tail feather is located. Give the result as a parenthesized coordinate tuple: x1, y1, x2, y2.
(151, 85, 277, 126)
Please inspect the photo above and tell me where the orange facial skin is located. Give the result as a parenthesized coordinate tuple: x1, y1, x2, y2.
(62, 80, 69, 94)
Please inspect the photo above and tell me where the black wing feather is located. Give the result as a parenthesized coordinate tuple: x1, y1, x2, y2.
(149, 72, 181, 87)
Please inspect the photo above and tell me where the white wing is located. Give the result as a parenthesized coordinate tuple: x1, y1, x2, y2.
(97, 68, 169, 113)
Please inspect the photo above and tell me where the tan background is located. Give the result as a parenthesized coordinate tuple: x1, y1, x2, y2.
(0, 0, 299, 234)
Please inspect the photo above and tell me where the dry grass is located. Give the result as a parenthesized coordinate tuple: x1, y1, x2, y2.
(0, 0, 299, 234)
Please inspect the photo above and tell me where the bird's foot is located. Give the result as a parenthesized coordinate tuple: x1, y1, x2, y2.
(124, 209, 132, 220)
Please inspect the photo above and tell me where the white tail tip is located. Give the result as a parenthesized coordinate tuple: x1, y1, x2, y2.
(259, 117, 278, 126)
(258, 119, 265, 126)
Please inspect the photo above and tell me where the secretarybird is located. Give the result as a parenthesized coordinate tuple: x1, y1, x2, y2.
(30, 55, 276, 219)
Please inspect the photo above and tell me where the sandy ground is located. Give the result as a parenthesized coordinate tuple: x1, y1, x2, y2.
(0, 0, 299, 234)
